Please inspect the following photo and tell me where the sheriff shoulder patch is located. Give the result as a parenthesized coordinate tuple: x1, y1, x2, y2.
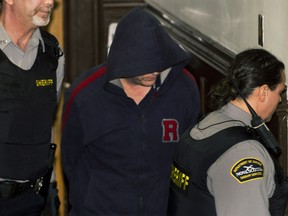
(230, 157, 264, 184)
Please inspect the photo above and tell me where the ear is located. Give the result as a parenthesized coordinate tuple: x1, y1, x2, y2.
(258, 84, 269, 102)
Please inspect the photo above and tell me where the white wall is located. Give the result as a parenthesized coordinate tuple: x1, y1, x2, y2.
(146, 0, 288, 81)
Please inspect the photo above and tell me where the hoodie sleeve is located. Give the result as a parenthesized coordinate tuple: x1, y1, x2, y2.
(61, 90, 85, 180)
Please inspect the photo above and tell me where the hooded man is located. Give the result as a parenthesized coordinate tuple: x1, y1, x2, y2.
(61, 7, 200, 216)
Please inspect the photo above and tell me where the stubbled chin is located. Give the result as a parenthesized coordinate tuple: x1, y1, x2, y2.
(32, 15, 50, 26)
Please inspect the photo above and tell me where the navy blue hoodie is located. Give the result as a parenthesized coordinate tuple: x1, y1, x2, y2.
(61, 7, 200, 216)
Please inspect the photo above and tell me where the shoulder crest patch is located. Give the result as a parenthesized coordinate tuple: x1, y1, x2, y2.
(230, 157, 264, 183)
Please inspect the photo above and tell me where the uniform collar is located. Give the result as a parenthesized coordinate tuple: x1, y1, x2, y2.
(0, 24, 45, 51)
(223, 103, 252, 126)
(0, 24, 12, 49)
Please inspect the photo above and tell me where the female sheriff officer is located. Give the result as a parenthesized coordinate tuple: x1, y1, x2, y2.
(168, 48, 288, 216)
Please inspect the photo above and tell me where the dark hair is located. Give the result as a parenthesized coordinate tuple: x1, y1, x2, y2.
(208, 48, 285, 110)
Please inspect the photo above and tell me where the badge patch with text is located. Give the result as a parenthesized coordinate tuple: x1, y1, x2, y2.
(230, 157, 264, 184)
(36, 79, 53, 87)
(170, 161, 190, 196)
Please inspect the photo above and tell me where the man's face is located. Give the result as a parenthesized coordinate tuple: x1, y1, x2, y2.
(125, 72, 160, 87)
(14, 0, 54, 27)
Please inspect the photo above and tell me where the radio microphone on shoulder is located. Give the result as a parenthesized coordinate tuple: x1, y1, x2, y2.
(230, 78, 281, 156)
